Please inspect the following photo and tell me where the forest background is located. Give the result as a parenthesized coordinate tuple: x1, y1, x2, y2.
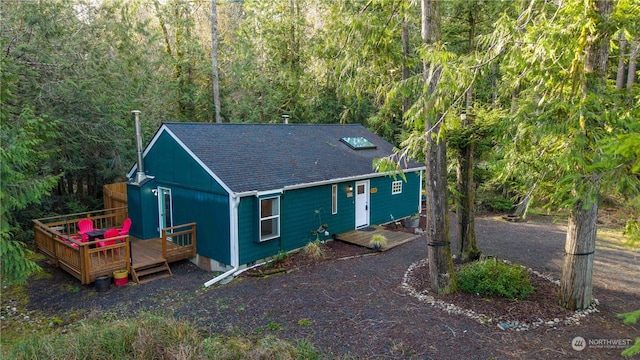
(2, 0, 639, 290)
(2, 0, 640, 357)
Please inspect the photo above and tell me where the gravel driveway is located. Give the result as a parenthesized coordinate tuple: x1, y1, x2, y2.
(22, 214, 640, 359)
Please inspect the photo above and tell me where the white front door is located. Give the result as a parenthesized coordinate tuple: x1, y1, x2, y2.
(157, 187, 173, 233)
(355, 180, 370, 229)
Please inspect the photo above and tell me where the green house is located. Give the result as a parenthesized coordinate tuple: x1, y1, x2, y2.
(126, 123, 424, 275)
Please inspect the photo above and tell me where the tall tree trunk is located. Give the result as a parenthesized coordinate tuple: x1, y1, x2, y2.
(456, 10, 480, 262)
(628, 40, 638, 90)
(559, 0, 612, 310)
(616, 35, 626, 89)
(491, 63, 498, 109)
(155, 1, 195, 119)
(289, 0, 298, 73)
(401, 17, 410, 124)
(426, 116, 456, 294)
(154, 1, 173, 56)
(211, 0, 221, 123)
(176, 5, 195, 119)
(456, 116, 480, 261)
(422, 0, 456, 294)
(559, 179, 599, 310)
(510, 90, 518, 114)
(582, 0, 612, 83)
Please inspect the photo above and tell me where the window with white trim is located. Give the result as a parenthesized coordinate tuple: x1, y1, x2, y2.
(331, 184, 338, 214)
(391, 180, 403, 195)
(260, 197, 280, 241)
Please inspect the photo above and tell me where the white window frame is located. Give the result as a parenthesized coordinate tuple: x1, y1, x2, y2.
(259, 196, 280, 242)
(331, 184, 338, 214)
(391, 180, 403, 195)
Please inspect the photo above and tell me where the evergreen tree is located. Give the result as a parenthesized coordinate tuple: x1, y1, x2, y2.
(493, 0, 640, 310)
(0, 58, 61, 284)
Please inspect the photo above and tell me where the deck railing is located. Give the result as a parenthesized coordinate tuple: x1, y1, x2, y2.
(161, 223, 197, 263)
(34, 208, 197, 284)
(33, 207, 130, 284)
(35, 207, 128, 235)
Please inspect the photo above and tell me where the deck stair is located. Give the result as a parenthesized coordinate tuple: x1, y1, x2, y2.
(131, 259, 172, 284)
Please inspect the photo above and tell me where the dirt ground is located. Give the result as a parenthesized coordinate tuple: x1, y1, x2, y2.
(6, 213, 640, 359)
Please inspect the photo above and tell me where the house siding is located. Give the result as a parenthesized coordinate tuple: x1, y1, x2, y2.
(238, 196, 280, 264)
(369, 172, 422, 225)
(237, 171, 421, 265)
(126, 179, 158, 240)
(167, 186, 230, 264)
(144, 132, 228, 195)
(131, 131, 231, 264)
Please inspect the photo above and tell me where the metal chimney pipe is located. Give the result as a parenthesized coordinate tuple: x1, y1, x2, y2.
(282, 114, 289, 124)
(132, 110, 147, 184)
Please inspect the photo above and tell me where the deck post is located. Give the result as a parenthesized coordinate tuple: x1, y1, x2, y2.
(129, 235, 133, 266)
(51, 231, 60, 267)
(191, 224, 196, 257)
(125, 236, 131, 273)
(80, 245, 89, 284)
(161, 229, 167, 259)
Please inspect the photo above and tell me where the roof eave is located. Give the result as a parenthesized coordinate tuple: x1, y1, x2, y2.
(233, 166, 425, 197)
(127, 124, 235, 196)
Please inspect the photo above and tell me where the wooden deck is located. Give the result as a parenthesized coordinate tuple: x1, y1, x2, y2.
(128, 237, 172, 283)
(130, 237, 163, 267)
(34, 209, 196, 285)
(335, 226, 420, 251)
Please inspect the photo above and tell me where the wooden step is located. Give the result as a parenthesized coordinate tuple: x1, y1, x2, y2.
(136, 272, 172, 284)
(131, 259, 172, 284)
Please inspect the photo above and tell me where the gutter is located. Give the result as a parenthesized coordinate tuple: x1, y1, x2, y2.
(233, 167, 426, 197)
(283, 167, 426, 191)
(204, 194, 241, 287)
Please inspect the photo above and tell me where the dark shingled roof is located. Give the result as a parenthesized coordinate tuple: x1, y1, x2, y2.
(162, 123, 422, 193)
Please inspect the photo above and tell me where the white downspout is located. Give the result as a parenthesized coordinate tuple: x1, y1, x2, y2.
(419, 170, 424, 214)
(204, 194, 241, 287)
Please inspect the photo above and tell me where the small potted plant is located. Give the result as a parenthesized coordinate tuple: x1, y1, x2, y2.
(369, 234, 388, 250)
(403, 213, 420, 228)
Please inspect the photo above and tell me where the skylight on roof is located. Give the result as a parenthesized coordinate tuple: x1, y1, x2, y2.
(340, 137, 376, 150)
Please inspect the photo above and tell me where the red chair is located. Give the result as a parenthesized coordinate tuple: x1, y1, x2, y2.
(118, 218, 132, 236)
(69, 236, 81, 247)
(77, 218, 94, 242)
(98, 228, 120, 255)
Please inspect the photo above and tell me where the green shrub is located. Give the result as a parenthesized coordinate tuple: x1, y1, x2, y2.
(487, 197, 514, 212)
(264, 251, 289, 269)
(456, 258, 534, 300)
